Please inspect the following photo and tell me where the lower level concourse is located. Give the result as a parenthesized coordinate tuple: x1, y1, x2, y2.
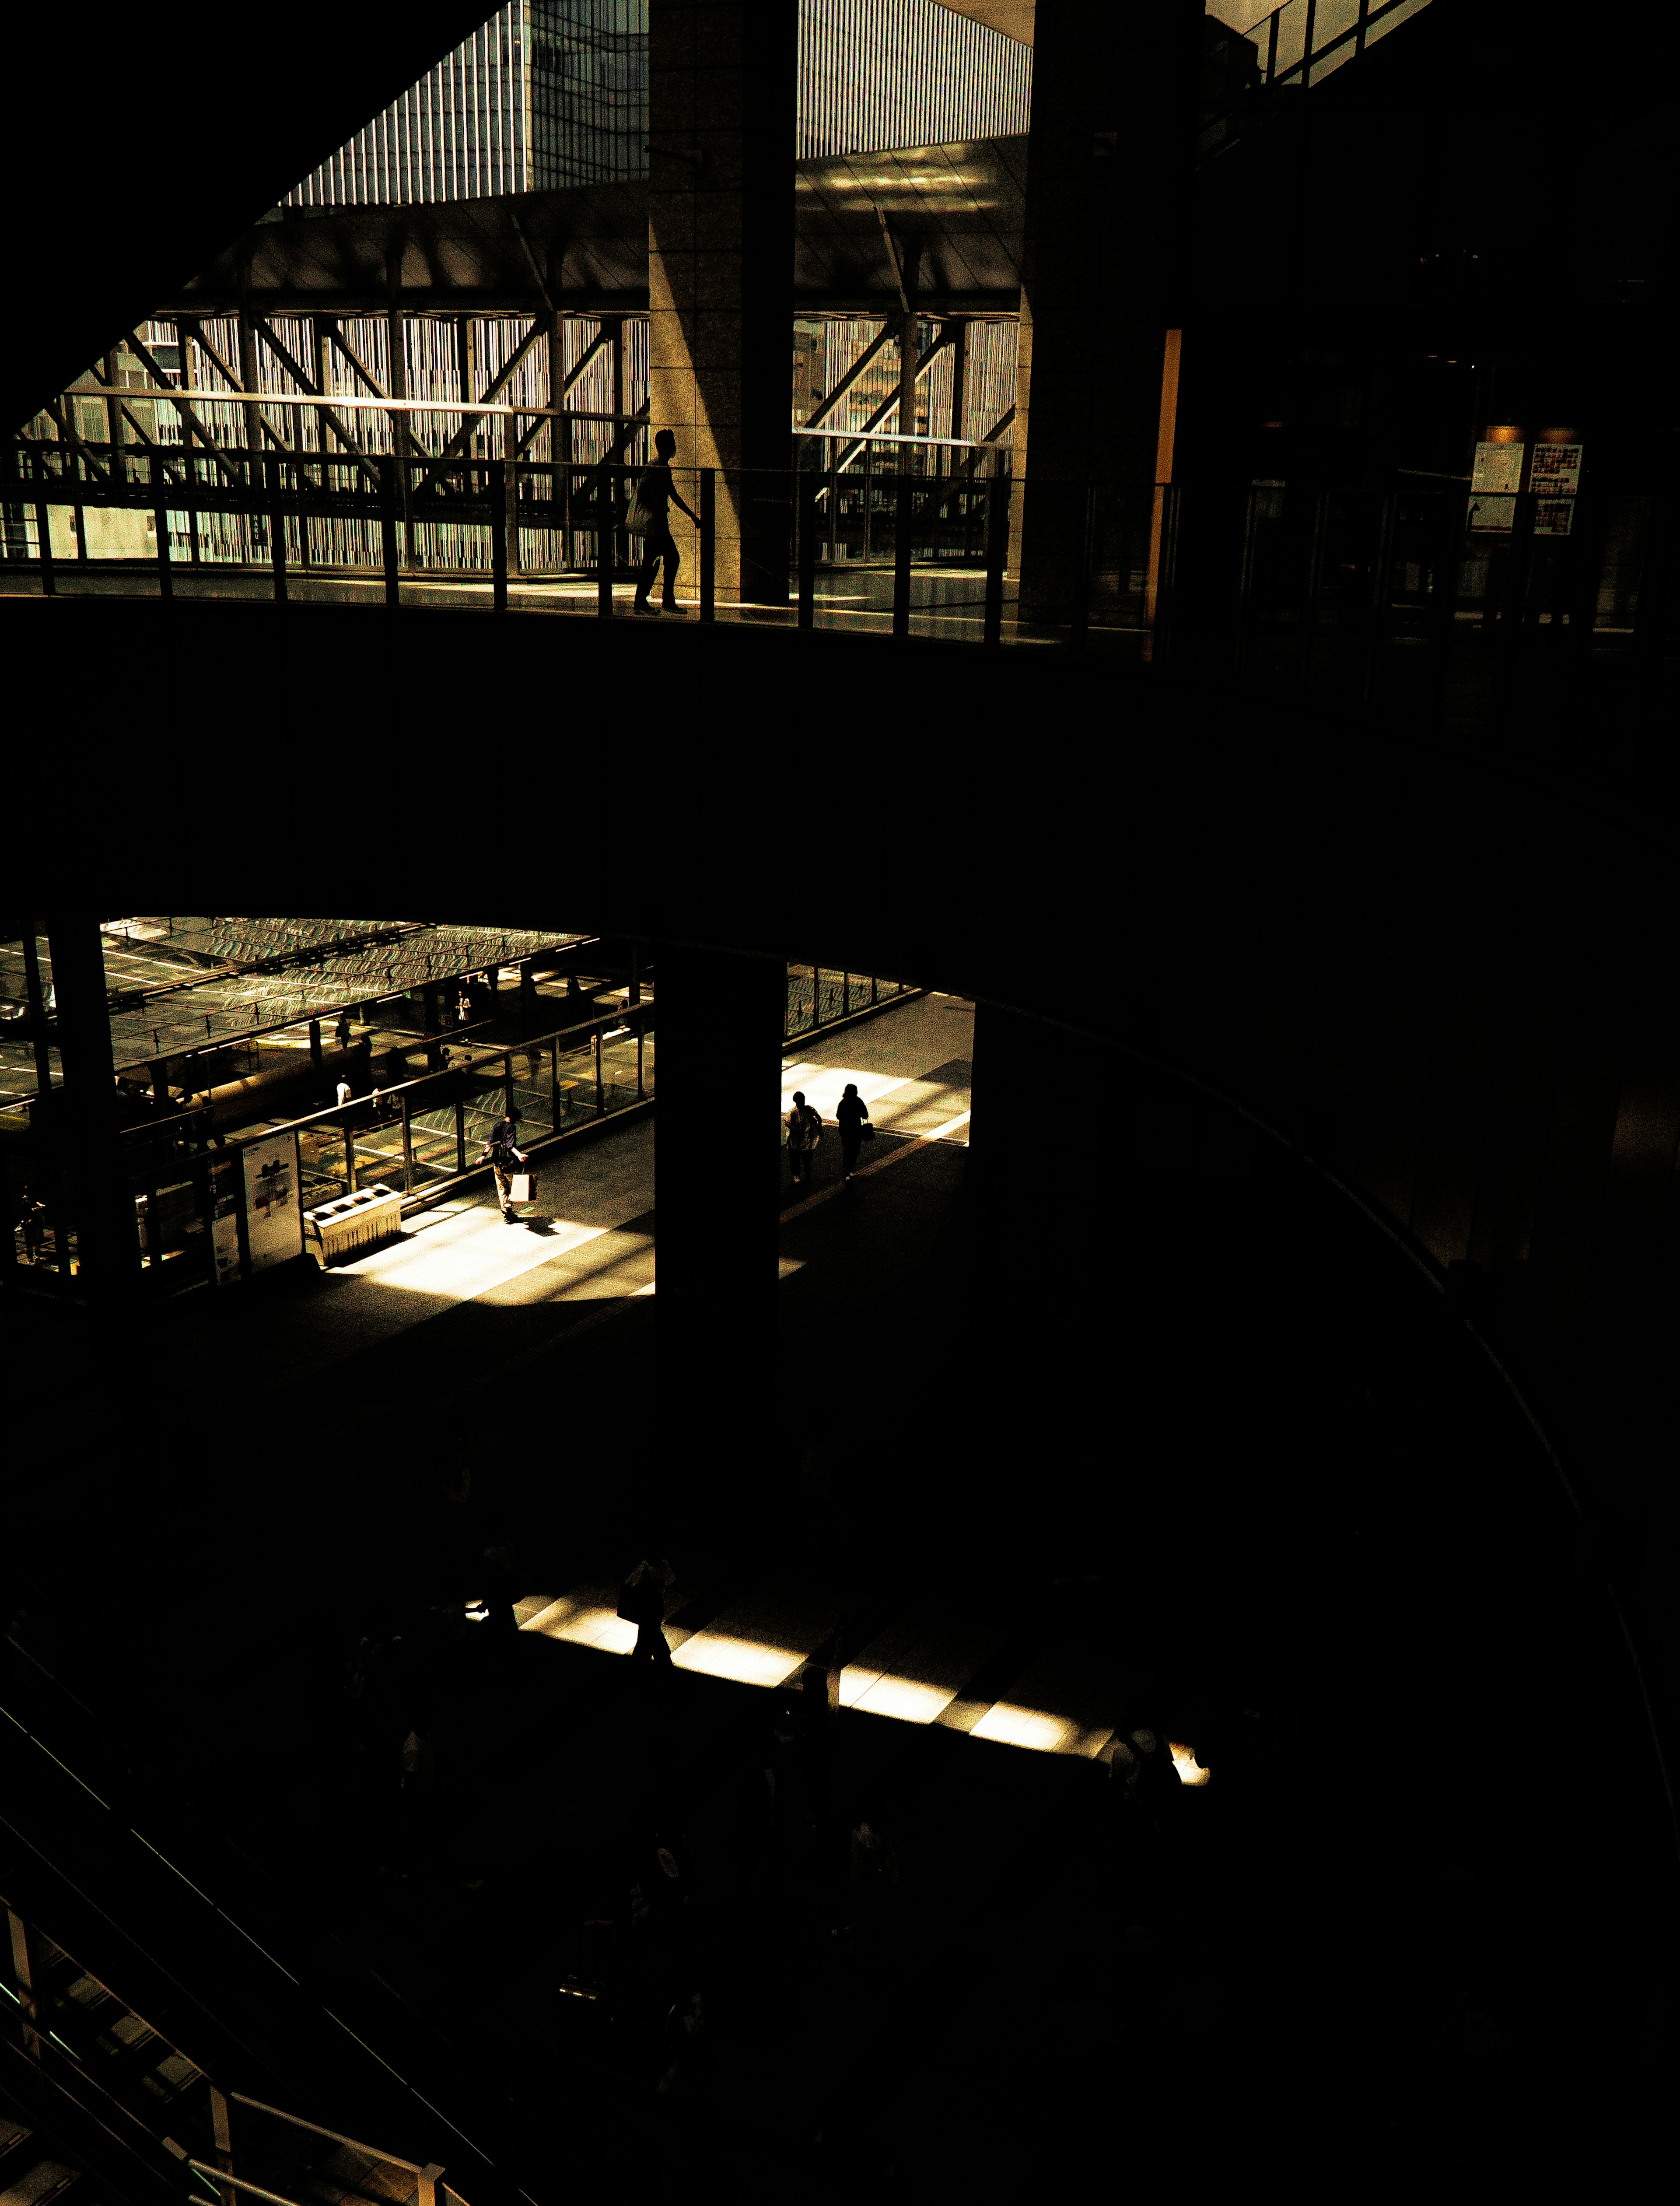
(4, 986, 1670, 2192)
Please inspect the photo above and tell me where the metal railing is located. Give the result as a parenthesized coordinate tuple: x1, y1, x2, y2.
(1153, 478, 1678, 752)
(1200, 0, 1434, 157)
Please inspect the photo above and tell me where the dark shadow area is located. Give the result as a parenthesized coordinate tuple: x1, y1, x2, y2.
(6, 1041, 1673, 2189)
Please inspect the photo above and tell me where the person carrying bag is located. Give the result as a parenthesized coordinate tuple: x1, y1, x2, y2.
(478, 1111, 531, 1221)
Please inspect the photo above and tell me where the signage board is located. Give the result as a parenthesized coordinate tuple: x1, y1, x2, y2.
(1468, 441, 1523, 532)
(1529, 443, 1583, 495)
(242, 1132, 303, 1273)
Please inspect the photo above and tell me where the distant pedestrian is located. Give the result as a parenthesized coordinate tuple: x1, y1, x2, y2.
(836, 1082, 871, 1179)
(785, 1091, 822, 1186)
(630, 428, 701, 617)
(17, 1185, 46, 1263)
(455, 986, 472, 1028)
(335, 1011, 352, 1050)
(619, 1556, 676, 1667)
(478, 1111, 528, 1220)
(335, 1073, 353, 1108)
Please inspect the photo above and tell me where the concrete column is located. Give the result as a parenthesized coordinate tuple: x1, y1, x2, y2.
(1010, 0, 1201, 624)
(647, 1, 798, 606)
(654, 944, 786, 1525)
(42, 915, 140, 1300)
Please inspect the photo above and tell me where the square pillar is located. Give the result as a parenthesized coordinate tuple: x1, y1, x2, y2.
(654, 943, 786, 1524)
(647, 2, 798, 606)
(1010, 0, 1201, 625)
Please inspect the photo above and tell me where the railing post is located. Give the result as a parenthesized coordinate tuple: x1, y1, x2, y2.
(418, 2165, 445, 2206)
(1355, 0, 1370, 57)
(597, 464, 614, 618)
(34, 485, 56, 597)
(490, 457, 508, 611)
(7, 1908, 42, 2059)
(268, 455, 287, 603)
(209, 2082, 234, 2206)
(455, 1094, 466, 1173)
(1301, 0, 1318, 86)
(700, 465, 715, 621)
(342, 1119, 355, 1196)
(842, 971, 850, 1017)
(595, 1028, 604, 1116)
(798, 460, 817, 629)
(550, 1034, 559, 1127)
(401, 1089, 414, 1194)
(1362, 490, 1399, 703)
(983, 473, 1008, 645)
(381, 457, 400, 607)
(1070, 481, 1095, 650)
(155, 484, 173, 600)
(504, 1050, 514, 1119)
(637, 1019, 644, 1099)
(892, 468, 912, 636)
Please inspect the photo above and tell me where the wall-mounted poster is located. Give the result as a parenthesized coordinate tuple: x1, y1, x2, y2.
(1468, 440, 1524, 532)
(211, 1209, 242, 1287)
(242, 1132, 303, 1273)
(1533, 499, 1575, 538)
(1529, 443, 1583, 495)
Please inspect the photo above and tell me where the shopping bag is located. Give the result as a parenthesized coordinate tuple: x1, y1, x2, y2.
(860, 1123, 875, 1142)
(510, 1172, 535, 1203)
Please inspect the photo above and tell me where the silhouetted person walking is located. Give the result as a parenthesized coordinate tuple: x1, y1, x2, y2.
(630, 429, 700, 617)
(620, 1556, 676, 1667)
(836, 1081, 871, 1179)
(786, 1091, 822, 1187)
(478, 1111, 528, 1220)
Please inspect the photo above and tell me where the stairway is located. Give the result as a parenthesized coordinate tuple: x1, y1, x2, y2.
(1200, 0, 1435, 160)
(4, 1908, 465, 2206)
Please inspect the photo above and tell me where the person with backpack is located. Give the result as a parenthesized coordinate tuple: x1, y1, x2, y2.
(477, 1110, 528, 1221)
(627, 428, 701, 617)
(785, 1091, 822, 1187)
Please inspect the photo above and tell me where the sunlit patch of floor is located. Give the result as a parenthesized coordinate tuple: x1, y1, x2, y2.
(516, 1586, 1195, 1771)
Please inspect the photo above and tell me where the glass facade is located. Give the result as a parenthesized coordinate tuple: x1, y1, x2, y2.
(284, 0, 1030, 208)
(285, 2, 650, 208)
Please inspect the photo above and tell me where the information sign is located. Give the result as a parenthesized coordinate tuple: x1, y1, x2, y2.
(1468, 441, 1523, 533)
(1529, 443, 1583, 495)
(242, 1132, 303, 1273)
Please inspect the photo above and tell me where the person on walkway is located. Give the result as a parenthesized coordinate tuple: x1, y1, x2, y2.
(334, 1072, 353, 1109)
(335, 1011, 352, 1051)
(455, 985, 472, 1029)
(630, 429, 701, 617)
(479, 1111, 528, 1220)
(620, 1556, 676, 1667)
(836, 1081, 871, 1180)
(786, 1091, 822, 1186)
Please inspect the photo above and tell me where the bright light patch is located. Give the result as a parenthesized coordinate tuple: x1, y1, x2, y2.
(970, 1704, 1075, 1754)
(1170, 1743, 1211, 1787)
(671, 1634, 810, 1688)
(844, 1674, 956, 1725)
(522, 1596, 638, 1655)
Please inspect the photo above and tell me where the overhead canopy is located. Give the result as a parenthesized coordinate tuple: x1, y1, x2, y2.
(154, 140, 1028, 323)
(159, 181, 652, 320)
(795, 137, 1029, 314)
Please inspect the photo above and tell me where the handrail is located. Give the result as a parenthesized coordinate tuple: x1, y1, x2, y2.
(226, 2097, 424, 2179)
(222, 1003, 651, 1150)
(792, 425, 994, 452)
(52, 389, 649, 425)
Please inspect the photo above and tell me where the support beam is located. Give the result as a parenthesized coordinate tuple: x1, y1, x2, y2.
(42, 916, 140, 1300)
(654, 943, 785, 1522)
(647, 1, 798, 606)
(1010, 0, 1202, 624)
